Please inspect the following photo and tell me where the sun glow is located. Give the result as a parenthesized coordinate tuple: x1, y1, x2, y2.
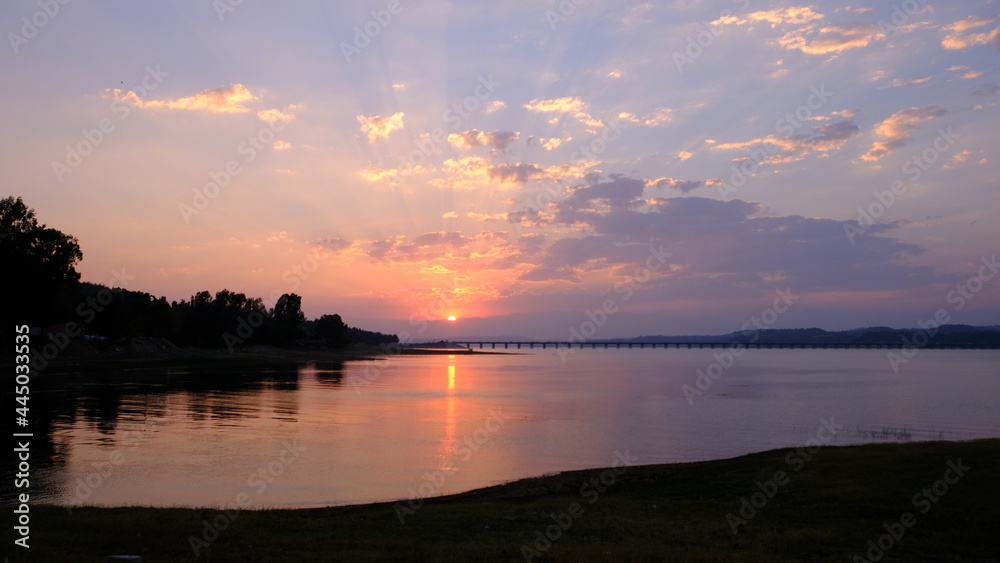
(447, 315, 457, 321)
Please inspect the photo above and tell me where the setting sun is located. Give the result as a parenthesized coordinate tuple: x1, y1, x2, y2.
(447, 316, 457, 321)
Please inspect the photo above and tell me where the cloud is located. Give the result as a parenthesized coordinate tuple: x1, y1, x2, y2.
(361, 167, 400, 182)
(433, 156, 591, 191)
(862, 106, 948, 162)
(678, 151, 693, 161)
(715, 6, 824, 27)
(112, 83, 260, 114)
(713, 114, 861, 164)
(714, 7, 878, 55)
(512, 174, 937, 296)
(779, 22, 881, 55)
(944, 15, 999, 33)
(447, 130, 520, 150)
(944, 149, 973, 169)
(619, 108, 673, 127)
(361, 231, 513, 265)
(524, 97, 587, 113)
(487, 163, 547, 186)
(518, 266, 581, 283)
(643, 108, 673, 127)
(484, 101, 507, 113)
(885, 76, 932, 88)
(524, 96, 604, 128)
(971, 83, 1000, 96)
(647, 177, 702, 193)
(942, 15, 1000, 49)
(357, 112, 405, 142)
(257, 106, 297, 123)
(272, 140, 292, 151)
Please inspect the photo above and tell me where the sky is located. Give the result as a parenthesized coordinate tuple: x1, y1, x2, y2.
(3, 1, 999, 340)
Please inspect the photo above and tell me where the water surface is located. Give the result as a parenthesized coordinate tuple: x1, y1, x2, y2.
(15, 349, 1000, 508)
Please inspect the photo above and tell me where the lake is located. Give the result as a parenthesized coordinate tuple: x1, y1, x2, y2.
(13, 348, 1000, 509)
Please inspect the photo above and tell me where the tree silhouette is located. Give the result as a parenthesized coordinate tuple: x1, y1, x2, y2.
(272, 293, 306, 344)
(315, 313, 350, 347)
(0, 196, 83, 328)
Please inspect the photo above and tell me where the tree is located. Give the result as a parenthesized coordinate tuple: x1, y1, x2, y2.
(0, 196, 83, 328)
(315, 313, 350, 347)
(272, 293, 306, 345)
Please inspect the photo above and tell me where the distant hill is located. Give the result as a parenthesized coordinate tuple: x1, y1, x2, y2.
(429, 325, 1000, 348)
(618, 325, 1000, 347)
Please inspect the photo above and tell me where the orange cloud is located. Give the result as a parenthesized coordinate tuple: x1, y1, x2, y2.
(715, 6, 823, 27)
(524, 96, 603, 128)
(779, 22, 881, 55)
(113, 84, 259, 114)
(713, 114, 861, 164)
(643, 108, 673, 126)
(358, 112, 405, 142)
(257, 106, 297, 123)
(484, 101, 507, 114)
(942, 16, 1000, 50)
(361, 167, 401, 182)
(862, 106, 948, 162)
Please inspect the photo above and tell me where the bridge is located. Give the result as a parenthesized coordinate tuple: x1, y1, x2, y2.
(451, 341, 1000, 350)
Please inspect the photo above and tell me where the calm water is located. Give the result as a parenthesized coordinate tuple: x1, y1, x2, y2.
(12, 349, 1000, 508)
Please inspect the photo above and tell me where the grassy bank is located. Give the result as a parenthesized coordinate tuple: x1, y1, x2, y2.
(4, 439, 998, 562)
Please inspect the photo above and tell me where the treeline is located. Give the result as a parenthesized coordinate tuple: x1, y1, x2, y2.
(1, 195, 396, 350)
(75, 283, 397, 349)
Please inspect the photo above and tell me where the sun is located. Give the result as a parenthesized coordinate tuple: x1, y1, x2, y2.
(447, 316, 457, 321)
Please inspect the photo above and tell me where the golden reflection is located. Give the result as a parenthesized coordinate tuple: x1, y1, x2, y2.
(441, 362, 457, 470)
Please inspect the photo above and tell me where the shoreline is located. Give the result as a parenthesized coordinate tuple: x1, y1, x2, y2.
(34, 341, 509, 376)
(7, 438, 998, 561)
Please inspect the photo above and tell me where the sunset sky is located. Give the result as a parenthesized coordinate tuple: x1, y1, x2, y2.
(3, 1, 999, 339)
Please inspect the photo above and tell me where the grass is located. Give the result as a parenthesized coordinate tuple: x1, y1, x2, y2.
(3, 439, 998, 562)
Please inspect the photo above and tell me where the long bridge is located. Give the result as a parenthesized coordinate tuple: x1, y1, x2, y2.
(451, 341, 1000, 350)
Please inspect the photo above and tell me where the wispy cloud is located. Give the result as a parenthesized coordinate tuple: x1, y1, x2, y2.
(885, 76, 932, 88)
(862, 106, 948, 162)
(113, 84, 259, 114)
(779, 22, 881, 55)
(715, 6, 824, 27)
(942, 15, 1000, 49)
(713, 113, 861, 164)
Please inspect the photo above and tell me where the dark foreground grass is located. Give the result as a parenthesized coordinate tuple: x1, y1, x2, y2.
(4, 439, 998, 562)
